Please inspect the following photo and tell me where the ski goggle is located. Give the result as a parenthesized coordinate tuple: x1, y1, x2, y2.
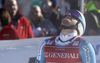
(63, 10, 81, 22)
(43, 4, 51, 8)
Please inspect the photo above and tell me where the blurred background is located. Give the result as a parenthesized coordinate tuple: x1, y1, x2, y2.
(0, 0, 91, 18)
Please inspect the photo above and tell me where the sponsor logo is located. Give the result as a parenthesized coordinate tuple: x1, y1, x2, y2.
(44, 52, 79, 59)
(73, 41, 79, 46)
(82, 45, 90, 63)
(19, 26, 25, 29)
(37, 54, 41, 61)
(3, 34, 10, 37)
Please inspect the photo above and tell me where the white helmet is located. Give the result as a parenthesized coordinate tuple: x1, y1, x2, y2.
(61, 10, 86, 36)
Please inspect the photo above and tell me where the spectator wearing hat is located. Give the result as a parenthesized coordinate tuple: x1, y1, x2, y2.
(30, 0, 42, 7)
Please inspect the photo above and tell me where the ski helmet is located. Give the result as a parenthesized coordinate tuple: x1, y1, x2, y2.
(62, 10, 86, 36)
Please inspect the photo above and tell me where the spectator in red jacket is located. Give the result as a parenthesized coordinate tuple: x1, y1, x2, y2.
(4, 0, 34, 39)
(0, 8, 20, 40)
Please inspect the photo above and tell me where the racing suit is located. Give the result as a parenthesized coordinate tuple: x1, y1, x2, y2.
(35, 33, 96, 63)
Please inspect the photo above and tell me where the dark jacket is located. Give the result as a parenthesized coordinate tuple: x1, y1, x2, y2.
(84, 1, 100, 35)
(42, 9, 62, 34)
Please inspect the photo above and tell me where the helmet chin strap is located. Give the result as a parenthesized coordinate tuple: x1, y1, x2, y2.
(59, 33, 77, 42)
(61, 21, 80, 35)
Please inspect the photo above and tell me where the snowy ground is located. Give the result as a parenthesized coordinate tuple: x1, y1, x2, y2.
(0, 36, 99, 63)
(0, 37, 48, 63)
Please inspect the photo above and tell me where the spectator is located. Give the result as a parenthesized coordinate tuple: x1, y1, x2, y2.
(35, 10, 96, 63)
(29, 5, 57, 37)
(30, 0, 42, 7)
(50, 0, 60, 11)
(41, 0, 62, 34)
(84, 0, 100, 35)
(4, 0, 34, 39)
(0, 8, 20, 40)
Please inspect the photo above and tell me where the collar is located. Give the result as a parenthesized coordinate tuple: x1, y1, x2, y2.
(12, 10, 23, 23)
(40, 17, 45, 22)
(55, 33, 78, 47)
(0, 25, 12, 32)
(59, 33, 77, 41)
(11, 20, 20, 26)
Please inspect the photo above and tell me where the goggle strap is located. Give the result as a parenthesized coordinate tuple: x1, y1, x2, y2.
(76, 22, 80, 35)
(61, 22, 79, 29)
(61, 25, 77, 29)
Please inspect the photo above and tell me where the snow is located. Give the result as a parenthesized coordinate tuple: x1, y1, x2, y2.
(0, 37, 49, 63)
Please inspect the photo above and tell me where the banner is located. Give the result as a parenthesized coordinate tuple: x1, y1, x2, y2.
(0, 36, 100, 63)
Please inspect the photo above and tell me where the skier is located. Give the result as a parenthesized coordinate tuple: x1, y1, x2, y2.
(35, 10, 96, 63)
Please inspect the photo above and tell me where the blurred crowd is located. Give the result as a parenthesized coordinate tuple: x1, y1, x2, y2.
(0, 0, 100, 40)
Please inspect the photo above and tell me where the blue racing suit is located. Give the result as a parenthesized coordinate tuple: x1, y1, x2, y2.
(35, 36, 96, 63)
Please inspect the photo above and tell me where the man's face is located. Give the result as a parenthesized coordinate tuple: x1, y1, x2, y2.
(30, 6, 41, 24)
(41, 1, 52, 13)
(30, 7, 41, 18)
(5, 0, 18, 17)
(61, 13, 78, 35)
(61, 13, 78, 27)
